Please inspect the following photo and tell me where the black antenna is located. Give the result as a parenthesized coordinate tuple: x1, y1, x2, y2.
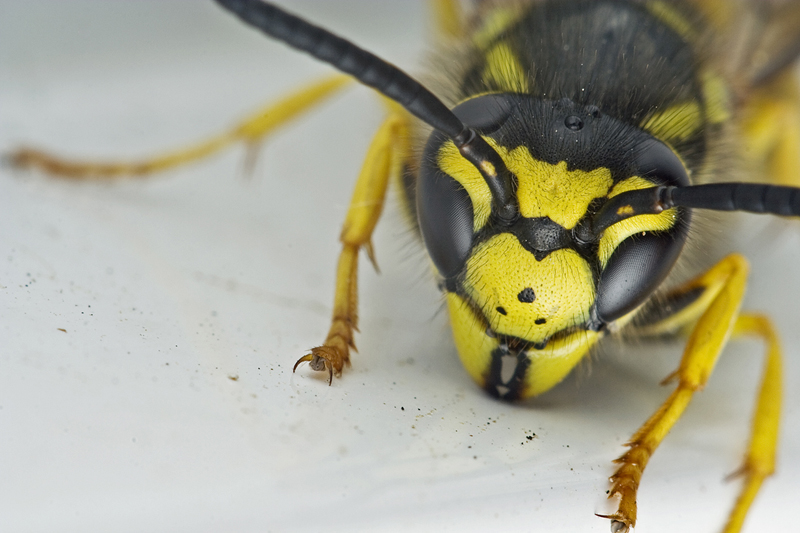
(214, 0, 518, 222)
(592, 182, 800, 234)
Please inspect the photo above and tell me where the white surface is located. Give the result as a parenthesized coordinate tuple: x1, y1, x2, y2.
(1, 2, 799, 532)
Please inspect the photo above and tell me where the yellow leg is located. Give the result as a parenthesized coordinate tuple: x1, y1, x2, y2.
(722, 314, 782, 533)
(293, 111, 410, 384)
(599, 254, 782, 532)
(8, 75, 351, 179)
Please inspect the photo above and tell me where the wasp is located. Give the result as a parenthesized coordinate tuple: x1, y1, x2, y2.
(6, 0, 800, 531)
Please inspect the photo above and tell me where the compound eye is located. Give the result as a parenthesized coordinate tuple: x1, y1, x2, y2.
(417, 133, 475, 279)
(450, 94, 515, 134)
(591, 138, 691, 325)
(633, 138, 690, 186)
(593, 225, 687, 324)
(416, 95, 516, 280)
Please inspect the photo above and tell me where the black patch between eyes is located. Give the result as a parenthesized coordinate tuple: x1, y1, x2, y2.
(535, 318, 547, 325)
(496, 306, 508, 315)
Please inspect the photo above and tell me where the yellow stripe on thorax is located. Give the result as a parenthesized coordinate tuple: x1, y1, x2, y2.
(642, 101, 703, 142)
(641, 71, 731, 143)
(483, 42, 529, 93)
(640, 1, 731, 142)
(471, 5, 529, 92)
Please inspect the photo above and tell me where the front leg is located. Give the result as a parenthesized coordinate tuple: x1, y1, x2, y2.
(600, 254, 782, 533)
(293, 244, 359, 385)
(293, 111, 410, 384)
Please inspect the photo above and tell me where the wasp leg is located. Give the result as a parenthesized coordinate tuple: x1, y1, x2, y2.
(293, 111, 410, 384)
(722, 314, 781, 533)
(600, 254, 782, 533)
(8, 75, 350, 179)
(741, 70, 800, 188)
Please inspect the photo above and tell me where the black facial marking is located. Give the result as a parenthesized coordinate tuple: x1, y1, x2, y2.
(486, 344, 531, 401)
(517, 287, 536, 303)
(496, 306, 508, 316)
(535, 318, 546, 325)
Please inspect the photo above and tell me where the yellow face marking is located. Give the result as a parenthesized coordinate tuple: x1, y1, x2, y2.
(446, 291, 601, 398)
(463, 234, 596, 342)
(505, 152, 613, 229)
(598, 177, 679, 266)
(437, 141, 493, 231)
(438, 138, 615, 231)
(446, 292, 497, 388)
(522, 328, 600, 396)
(483, 42, 529, 93)
(642, 101, 702, 142)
